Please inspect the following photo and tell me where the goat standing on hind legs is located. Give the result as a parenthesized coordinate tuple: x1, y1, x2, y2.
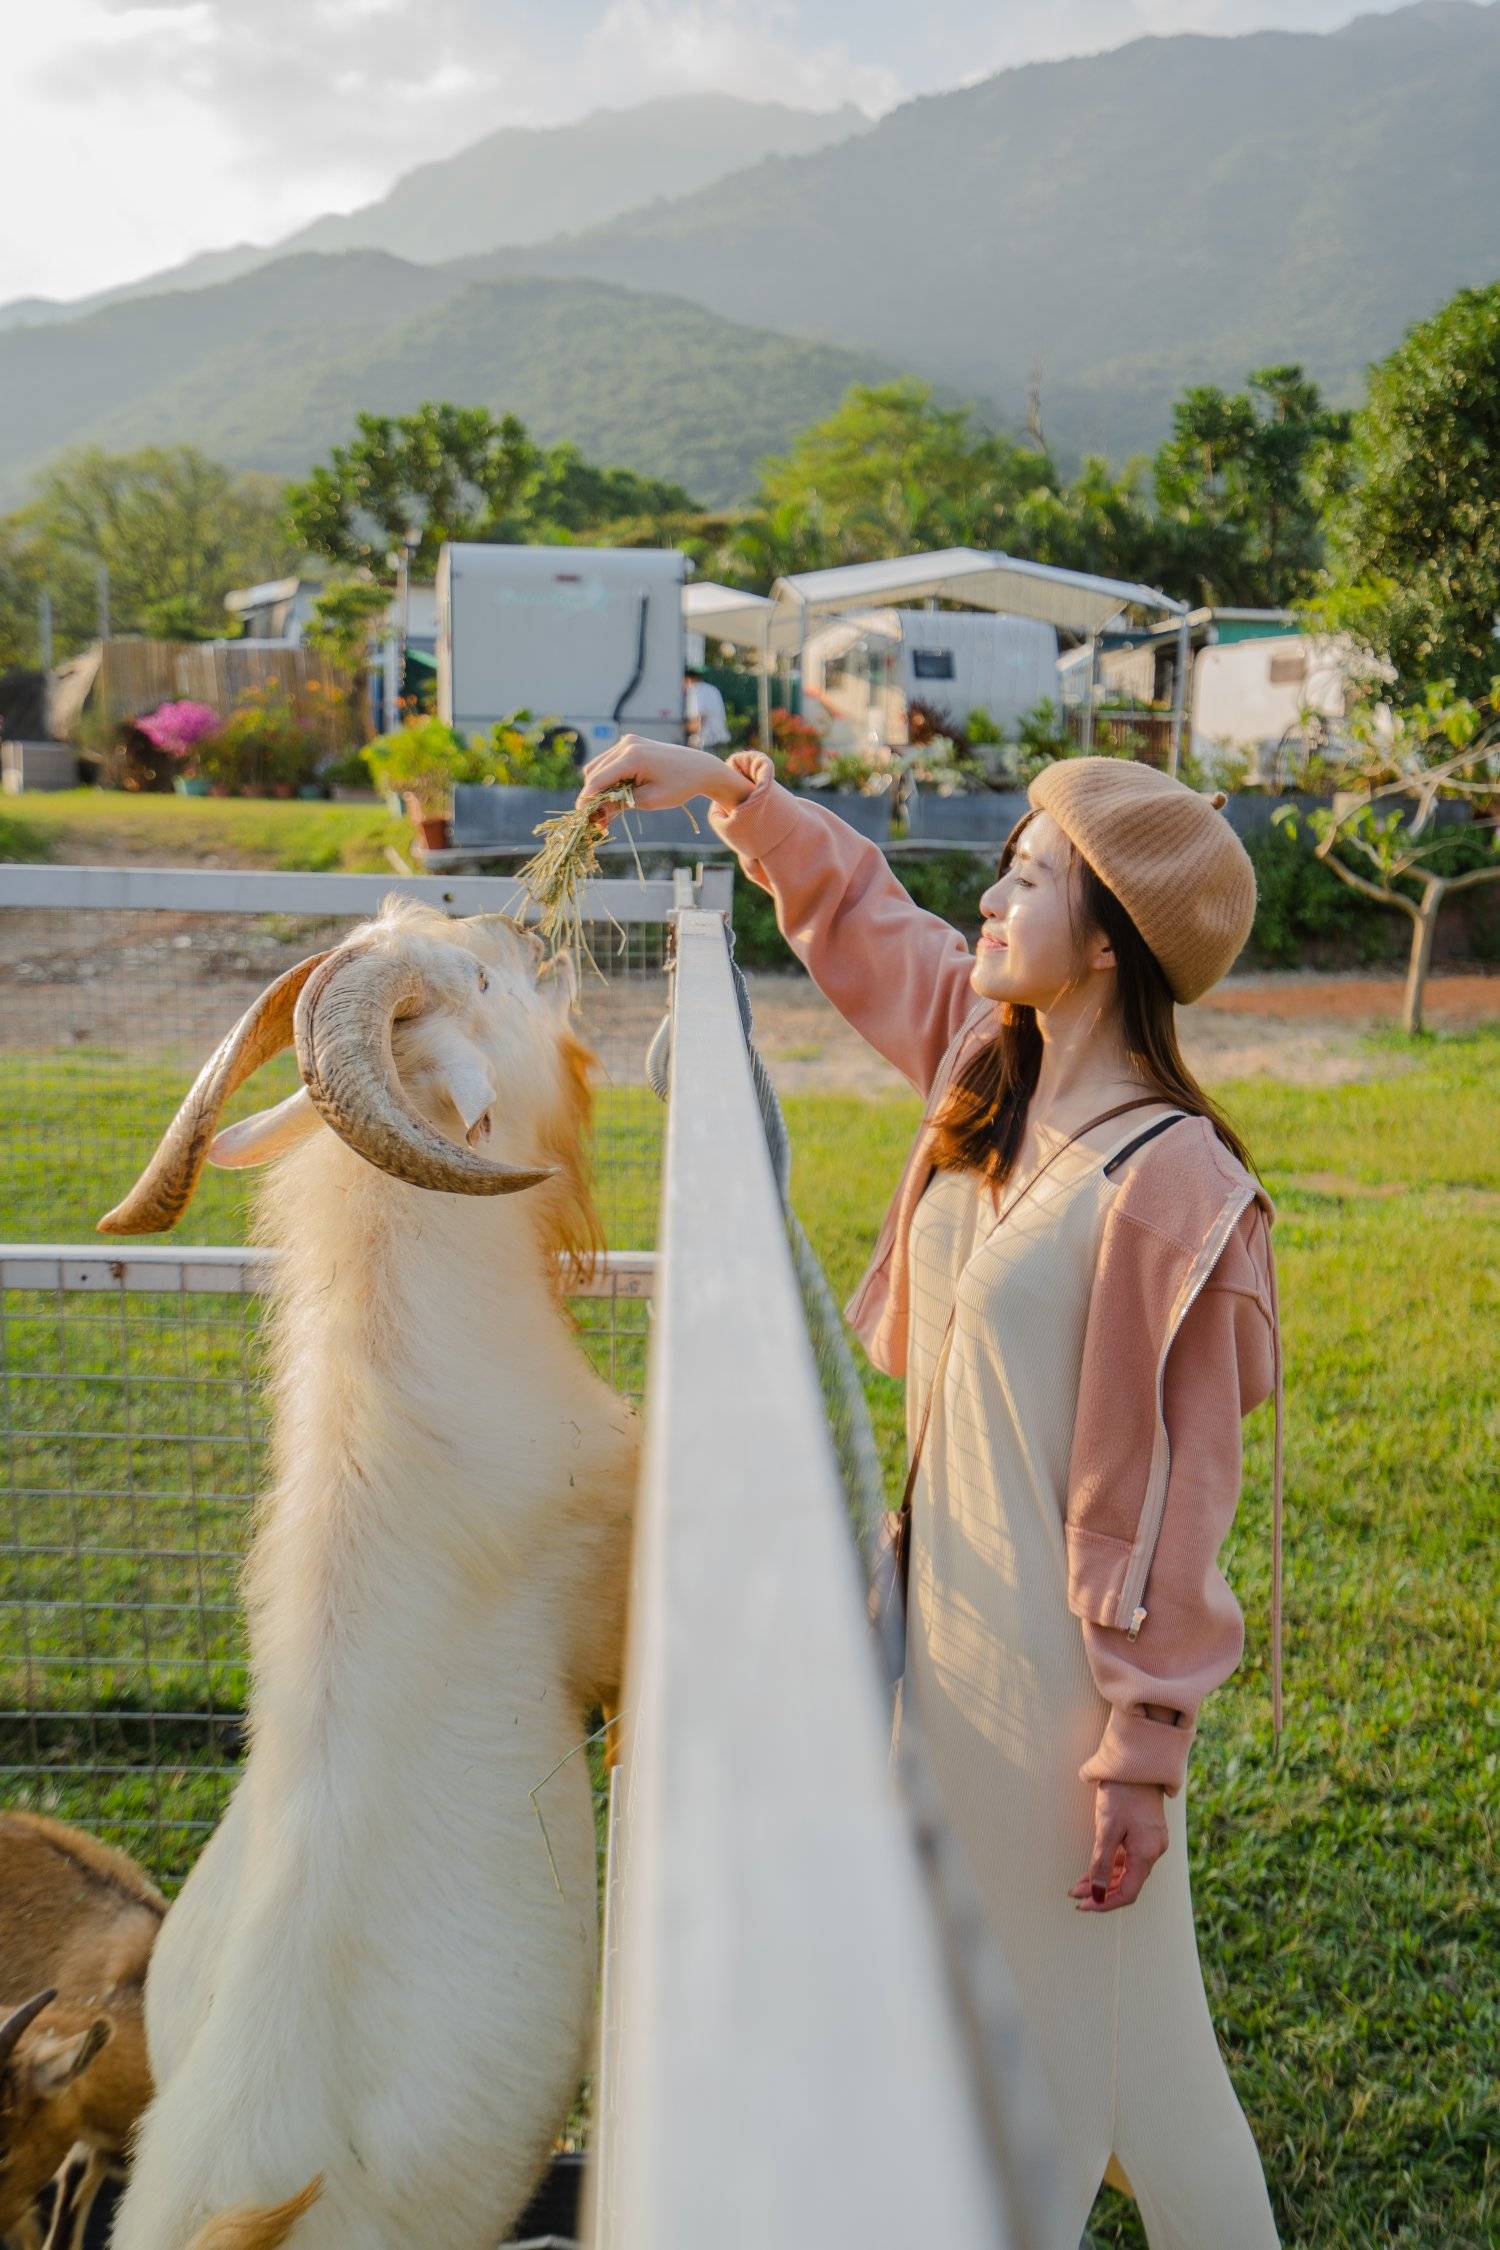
(97, 904, 638, 2250)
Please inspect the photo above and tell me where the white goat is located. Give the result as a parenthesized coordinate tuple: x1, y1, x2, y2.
(0, 1813, 163, 2249)
(97, 902, 637, 2250)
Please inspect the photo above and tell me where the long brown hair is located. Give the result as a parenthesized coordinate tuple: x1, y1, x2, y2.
(930, 810, 1254, 1187)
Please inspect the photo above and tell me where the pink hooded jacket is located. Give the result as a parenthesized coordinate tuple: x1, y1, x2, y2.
(710, 755, 1285, 1797)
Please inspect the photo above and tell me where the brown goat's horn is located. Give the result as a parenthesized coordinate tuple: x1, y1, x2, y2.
(293, 948, 554, 1197)
(0, 1990, 56, 2068)
(98, 952, 333, 1235)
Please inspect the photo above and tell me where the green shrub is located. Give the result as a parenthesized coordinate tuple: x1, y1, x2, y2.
(482, 712, 584, 790)
(1239, 820, 1403, 966)
(198, 688, 319, 796)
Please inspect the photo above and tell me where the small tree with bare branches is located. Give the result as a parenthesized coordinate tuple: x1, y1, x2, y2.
(1276, 683, 1500, 1034)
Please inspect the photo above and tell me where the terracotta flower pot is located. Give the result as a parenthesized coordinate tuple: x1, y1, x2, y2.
(402, 790, 451, 850)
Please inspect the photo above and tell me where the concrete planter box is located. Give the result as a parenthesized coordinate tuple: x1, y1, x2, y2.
(453, 785, 575, 847)
(2, 740, 79, 793)
(328, 785, 380, 804)
(453, 783, 707, 852)
(1219, 790, 1331, 839)
(798, 789, 892, 842)
(906, 788, 1028, 842)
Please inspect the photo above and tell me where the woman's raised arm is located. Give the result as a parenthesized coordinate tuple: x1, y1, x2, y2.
(578, 740, 979, 1097)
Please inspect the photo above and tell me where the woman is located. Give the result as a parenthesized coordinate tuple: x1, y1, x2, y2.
(577, 740, 1284, 2250)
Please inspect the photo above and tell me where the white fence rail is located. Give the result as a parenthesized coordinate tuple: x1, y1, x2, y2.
(0, 863, 733, 920)
(589, 910, 1017, 2249)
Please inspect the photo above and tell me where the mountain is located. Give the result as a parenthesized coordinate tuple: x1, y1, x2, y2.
(478, 0, 1500, 460)
(0, 95, 868, 334)
(0, 257, 891, 507)
(277, 94, 868, 263)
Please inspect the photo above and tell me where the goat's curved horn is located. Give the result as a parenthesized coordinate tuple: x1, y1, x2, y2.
(98, 953, 332, 1236)
(293, 948, 553, 1197)
(0, 1989, 56, 2068)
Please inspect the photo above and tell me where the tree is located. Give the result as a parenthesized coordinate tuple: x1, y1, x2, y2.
(1317, 285, 1500, 699)
(1, 447, 294, 660)
(725, 371, 1341, 605)
(1009, 454, 1162, 589)
(285, 404, 699, 579)
(304, 578, 393, 736)
(736, 380, 1057, 579)
(1152, 366, 1350, 607)
(1280, 683, 1500, 1033)
(0, 518, 45, 670)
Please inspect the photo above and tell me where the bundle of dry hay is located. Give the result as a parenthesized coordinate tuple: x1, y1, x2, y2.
(516, 781, 701, 970)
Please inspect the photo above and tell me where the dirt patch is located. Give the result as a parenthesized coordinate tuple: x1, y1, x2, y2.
(1196, 969, 1500, 1029)
(744, 967, 1500, 1098)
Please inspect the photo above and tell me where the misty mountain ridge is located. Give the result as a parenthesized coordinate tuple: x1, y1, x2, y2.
(471, 0, 1500, 459)
(0, 94, 869, 333)
(0, 257, 892, 509)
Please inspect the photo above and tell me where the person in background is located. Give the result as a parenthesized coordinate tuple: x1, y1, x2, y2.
(684, 667, 730, 751)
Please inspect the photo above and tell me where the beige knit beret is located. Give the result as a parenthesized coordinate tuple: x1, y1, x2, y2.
(1027, 756, 1256, 1003)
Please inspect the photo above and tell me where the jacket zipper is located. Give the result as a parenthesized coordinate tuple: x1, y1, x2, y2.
(1119, 1185, 1257, 1640)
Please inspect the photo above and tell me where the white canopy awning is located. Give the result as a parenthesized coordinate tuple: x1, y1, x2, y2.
(683, 552, 1184, 663)
(769, 548, 1186, 647)
(682, 579, 776, 653)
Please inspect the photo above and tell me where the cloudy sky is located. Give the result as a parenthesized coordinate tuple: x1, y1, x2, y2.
(4, 0, 1467, 304)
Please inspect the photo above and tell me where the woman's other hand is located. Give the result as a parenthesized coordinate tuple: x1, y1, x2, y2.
(1070, 1780, 1169, 1912)
(576, 735, 755, 819)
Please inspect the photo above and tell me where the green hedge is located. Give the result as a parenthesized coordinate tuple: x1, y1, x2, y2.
(729, 823, 1498, 973)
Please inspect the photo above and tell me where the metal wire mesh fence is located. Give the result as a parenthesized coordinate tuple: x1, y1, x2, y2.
(0, 1249, 652, 1890)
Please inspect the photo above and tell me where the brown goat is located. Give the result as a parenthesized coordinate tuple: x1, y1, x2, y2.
(0, 1814, 164, 2246)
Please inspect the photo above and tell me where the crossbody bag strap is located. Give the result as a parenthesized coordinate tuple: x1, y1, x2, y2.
(898, 1095, 1168, 1518)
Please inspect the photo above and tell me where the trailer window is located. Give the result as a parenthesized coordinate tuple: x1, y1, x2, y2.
(911, 648, 955, 680)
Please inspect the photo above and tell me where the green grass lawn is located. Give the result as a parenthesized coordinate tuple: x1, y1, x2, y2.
(0, 788, 410, 873)
(2, 1024, 1496, 2243)
(786, 1035, 1500, 2250)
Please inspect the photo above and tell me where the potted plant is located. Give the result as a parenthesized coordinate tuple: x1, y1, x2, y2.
(134, 700, 221, 793)
(363, 715, 481, 849)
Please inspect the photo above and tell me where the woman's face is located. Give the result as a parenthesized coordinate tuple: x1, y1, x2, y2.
(970, 811, 1114, 1008)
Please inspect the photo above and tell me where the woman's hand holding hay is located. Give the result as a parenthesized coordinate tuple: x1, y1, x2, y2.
(577, 736, 754, 817)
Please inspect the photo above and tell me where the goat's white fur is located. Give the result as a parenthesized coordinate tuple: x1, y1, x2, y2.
(108, 906, 636, 2250)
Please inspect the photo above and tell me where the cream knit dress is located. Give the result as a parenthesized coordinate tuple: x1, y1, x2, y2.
(905, 1117, 1279, 2250)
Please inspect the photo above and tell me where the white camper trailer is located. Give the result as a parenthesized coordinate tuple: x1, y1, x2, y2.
(437, 543, 688, 748)
(801, 607, 1060, 751)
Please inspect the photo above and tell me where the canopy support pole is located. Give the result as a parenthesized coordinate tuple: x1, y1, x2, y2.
(1168, 611, 1191, 777)
(757, 632, 772, 755)
(1081, 634, 1098, 753)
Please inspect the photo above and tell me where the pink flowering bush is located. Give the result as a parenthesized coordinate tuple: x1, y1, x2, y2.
(135, 701, 221, 762)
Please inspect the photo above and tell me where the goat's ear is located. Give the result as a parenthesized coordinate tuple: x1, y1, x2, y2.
(209, 1085, 323, 1169)
(25, 2017, 111, 2098)
(537, 949, 579, 1017)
